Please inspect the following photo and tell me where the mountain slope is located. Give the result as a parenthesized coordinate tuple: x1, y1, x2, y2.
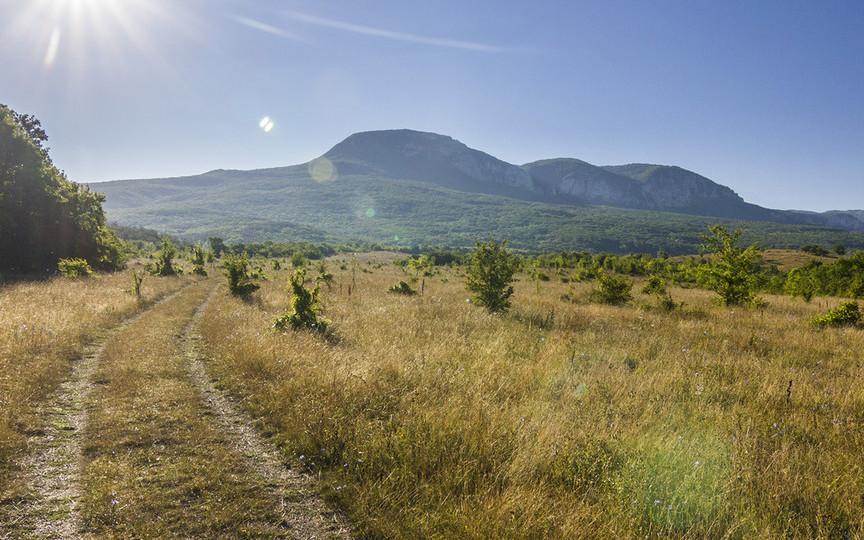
(91, 129, 864, 253)
(522, 159, 648, 207)
(323, 129, 539, 199)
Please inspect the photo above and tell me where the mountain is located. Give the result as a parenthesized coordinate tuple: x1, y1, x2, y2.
(91, 129, 864, 253)
(323, 129, 539, 199)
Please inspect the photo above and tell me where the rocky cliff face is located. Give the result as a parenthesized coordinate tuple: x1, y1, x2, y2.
(604, 164, 748, 213)
(324, 129, 537, 196)
(522, 159, 648, 207)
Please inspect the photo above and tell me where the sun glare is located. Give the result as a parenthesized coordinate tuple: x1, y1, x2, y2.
(9, 0, 183, 74)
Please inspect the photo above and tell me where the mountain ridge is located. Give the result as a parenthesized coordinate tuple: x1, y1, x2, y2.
(90, 128, 864, 252)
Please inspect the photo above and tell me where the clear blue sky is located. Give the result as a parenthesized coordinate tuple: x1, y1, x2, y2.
(1, 0, 862, 211)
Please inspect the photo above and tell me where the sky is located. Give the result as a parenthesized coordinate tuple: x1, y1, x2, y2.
(1, 0, 862, 211)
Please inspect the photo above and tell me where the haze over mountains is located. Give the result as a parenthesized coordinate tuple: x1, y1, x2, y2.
(93, 129, 864, 253)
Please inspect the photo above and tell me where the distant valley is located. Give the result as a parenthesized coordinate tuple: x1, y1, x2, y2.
(92, 129, 864, 253)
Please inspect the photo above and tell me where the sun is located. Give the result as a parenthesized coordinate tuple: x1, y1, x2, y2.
(8, 0, 181, 71)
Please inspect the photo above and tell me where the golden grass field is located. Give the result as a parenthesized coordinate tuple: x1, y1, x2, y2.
(0, 255, 861, 538)
(197, 256, 863, 539)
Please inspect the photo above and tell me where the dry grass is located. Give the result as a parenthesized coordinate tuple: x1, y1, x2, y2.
(199, 258, 864, 538)
(0, 266, 191, 497)
(761, 249, 837, 271)
(78, 280, 290, 538)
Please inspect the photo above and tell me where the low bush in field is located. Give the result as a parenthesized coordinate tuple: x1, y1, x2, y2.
(151, 239, 181, 277)
(812, 301, 860, 328)
(590, 272, 633, 305)
(273, 268, 329, 333)
(223, 254, 259, 296)
(388, 281, 417, 296)
(58, 258, 93, 278)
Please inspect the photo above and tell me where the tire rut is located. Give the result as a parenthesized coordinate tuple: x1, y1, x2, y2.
(183, 286, 353, 540)
(0, 283, 194, 540)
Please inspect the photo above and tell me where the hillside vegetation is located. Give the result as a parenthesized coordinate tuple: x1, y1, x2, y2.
(95, 165, 864, 255)
(91, 129, 864, 254)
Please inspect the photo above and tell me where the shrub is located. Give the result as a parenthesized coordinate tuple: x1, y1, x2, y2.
(812, 302, 861, 329)
(784, 267, 817, 302)
(466, 239, 518, 313)
(151, 239, 180, 276)
(697, 225, 761, 306)
(316, 260, 334, 289)
(57, 258, 93, 278)
(191, 245, 208, 276)
(290, 251, 306, 268)
(590, 272, 633, 305)
(801, 244, 829, 257)
(388, 281, 417, 296)
(273, 268, 329, 333)
(641, 275, 667, 296)
(223, 254, 259, 296)
(641, 275, 680, 310)
(130, 269, 145, 303)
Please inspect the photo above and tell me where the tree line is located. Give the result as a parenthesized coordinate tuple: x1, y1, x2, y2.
(0, 104, 123, 275)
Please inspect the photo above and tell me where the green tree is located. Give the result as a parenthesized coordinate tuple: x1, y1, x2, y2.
(0, 104, 125, 273)
(273, 268, 329, 332)
(590, 271, 633, 305)
(697, 225, 761, 306)
(223, 253, 259, 295)
(152, 238, 180, 276)
(784, 266, 818, 302)
(191, 245, 208, 276)
(290, 251, 307, 268)
(208, 237, 226, 258)
(466, 240, 518, 313)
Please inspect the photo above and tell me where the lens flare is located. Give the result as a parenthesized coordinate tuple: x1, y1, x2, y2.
(308, 157, 337, 183)
(43, 27, 62, 68)
(258, 116, 275, 132)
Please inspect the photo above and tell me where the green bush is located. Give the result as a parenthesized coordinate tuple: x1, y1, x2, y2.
(466, 239, 518, 313)
(223, 254, 259, 296)
(641, 275, 667, 296)
(812, 302, 860, 328)
(316, 260, 334, 289)
(388, 281, 417, 296)
(290, 251, 306, 268)
(697, 225, 761, 306)
(57, 258, 93, 278)
(784, 266, 817, 302)
(590, 272, 633, 305)
(151, 239, 181, 276)
(273, 268, 329, 333)
(191, 245, 208, 276)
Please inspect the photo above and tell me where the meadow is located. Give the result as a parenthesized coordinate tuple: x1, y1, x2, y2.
(0, 253, 861, 538)
(197, 255, 863, 538)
